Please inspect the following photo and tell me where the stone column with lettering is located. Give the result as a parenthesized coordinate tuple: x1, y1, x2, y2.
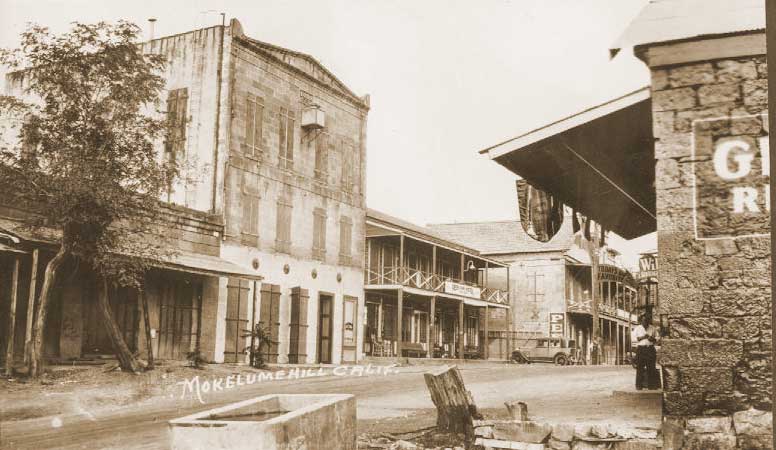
(644, 32, 772, 448)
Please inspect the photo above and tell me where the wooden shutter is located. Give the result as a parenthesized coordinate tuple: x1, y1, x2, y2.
(275, 200, 292, 253)
(259, 284, 281, 363)
(314, 133, 328, 180)
(224, 279, 250, 363)
(286, 111, 295, 167)
(289, 287, 309, 364)
(241, 172, 260, 244)
(313, 207, 327, 260)
(339, 216, 352, 265)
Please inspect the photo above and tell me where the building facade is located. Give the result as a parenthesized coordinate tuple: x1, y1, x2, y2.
(430, 213, 637, 364)
(0, 18, 369, 368)
(364, 210, 510, 360)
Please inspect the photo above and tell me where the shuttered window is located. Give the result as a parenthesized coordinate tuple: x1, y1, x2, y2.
(312, 208, 327, 260)
(245, 96, 264, 156)
(275, 200, 293, 254)
(165, 88, 188, 162)
(278, 107, 295, 170)
(241, 171, 260, 243)
(314, 133, 328, 181)
(341, 141, 353, 193)
(339, 216, 352, 265)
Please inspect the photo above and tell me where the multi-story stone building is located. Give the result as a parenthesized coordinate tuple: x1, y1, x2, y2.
(0, 18, 369, 368)
(430, 212, 637, 364)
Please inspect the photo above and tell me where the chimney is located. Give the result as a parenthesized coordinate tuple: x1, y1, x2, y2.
(148, 18, 157, 41)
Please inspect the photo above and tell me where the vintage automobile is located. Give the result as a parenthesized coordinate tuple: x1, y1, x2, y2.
(510, 337, 578, 365)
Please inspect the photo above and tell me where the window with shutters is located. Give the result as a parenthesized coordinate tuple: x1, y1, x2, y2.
(275, 200, 293, 254)
(314, 133, 328, 182)
(241, 171, 260, 245)
(341, 141, 353, 193)
(339, 216, 352, 265)
(245, 96, 264, 157)
(165, 88, 188, 163)
(312, 208, 327, 261)
(278, 107, 295, 171)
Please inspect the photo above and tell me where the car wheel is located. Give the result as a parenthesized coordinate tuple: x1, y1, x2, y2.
(554, 354, 568, 366)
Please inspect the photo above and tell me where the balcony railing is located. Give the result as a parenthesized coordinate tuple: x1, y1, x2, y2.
(365, 266, 509, 306)
(567, 298, 636, 322)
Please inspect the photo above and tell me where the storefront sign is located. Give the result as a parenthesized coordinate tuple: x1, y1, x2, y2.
(444, 281, 481, 298)
(637, 253, 657, 280)
(693, 114, 770, 239)
(549, 313, 564, 337)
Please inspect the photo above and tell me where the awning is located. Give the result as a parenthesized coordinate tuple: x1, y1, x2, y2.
(480, 88, 656, 240)
(152, 251, 263, 281)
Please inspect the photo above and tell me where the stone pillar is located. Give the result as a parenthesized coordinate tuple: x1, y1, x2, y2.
(199, 276, 227, 363)
(639, 30, 772, 447)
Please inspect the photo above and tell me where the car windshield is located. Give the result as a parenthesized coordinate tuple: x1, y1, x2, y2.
(535, 340, 546, 347)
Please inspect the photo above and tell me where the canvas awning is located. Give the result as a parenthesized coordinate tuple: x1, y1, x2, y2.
(480, 87, 656, 240)
(0, 242, 27, 254)
(151, 251, 263, 281)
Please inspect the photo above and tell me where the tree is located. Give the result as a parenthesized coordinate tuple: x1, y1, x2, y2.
(0, 21, 179, 376)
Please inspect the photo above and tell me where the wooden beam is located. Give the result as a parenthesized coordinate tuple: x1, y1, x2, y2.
(643, 32, 766, 68)
(458, 301, 464, 361)
(483, 305, 489, 360)
(428, 296, 435, 359)
(23, 249, 39, 365)
(5, 257, 20, 376)
(459, 254, 465, 282)
(397, 289, 403, 357)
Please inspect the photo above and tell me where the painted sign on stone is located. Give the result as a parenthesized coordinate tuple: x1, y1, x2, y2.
(693, 114, 769, 239)
(549, 313, 564, 337)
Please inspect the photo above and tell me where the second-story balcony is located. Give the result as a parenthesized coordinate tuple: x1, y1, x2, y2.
(365, 265, 509, 306)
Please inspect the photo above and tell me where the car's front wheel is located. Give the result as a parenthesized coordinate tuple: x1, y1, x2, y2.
(554, 354, 568, 366)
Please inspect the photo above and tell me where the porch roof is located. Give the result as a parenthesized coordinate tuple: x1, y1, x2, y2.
(479, 87, 656, 240)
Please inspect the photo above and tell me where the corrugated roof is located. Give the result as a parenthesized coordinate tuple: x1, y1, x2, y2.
(611, 0, 765, 56)
(427, 216, 576, 256)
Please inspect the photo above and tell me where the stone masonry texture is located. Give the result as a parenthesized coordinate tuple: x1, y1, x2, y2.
(651, 48, 772, 448)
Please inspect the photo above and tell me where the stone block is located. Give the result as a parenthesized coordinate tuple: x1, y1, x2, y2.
(704, 239, 738, 256)
(756, 59, 768, 79)
(729, 109, 764, 135)
(661, 417, 685, 450)
(652, 68, 670, 90)
(662, 367, 681, 392)
(492, 422, 552, 444)
(703, 339, 744, 366)
(664, 392, 704, 416)
(590, 423, 615, 439)
(707, 289, 770, 318)
(675, 104, 735, 133)
(653, 87, 697, 112)
(658, 339, 704, 366)
(743, 79, 768, 106)
(548, 437, 571, 450)
(655, 134, 691, 159)
(612, 441, 661, 450)
(733, 408, 773, 436)
(669, 317, 723, 339)
(680, 368, 733, 393)
(683, 432, 737, 450)
(475, 438, 544, 450)
(551, 423, 575, 442)
(572, 442, 612, 450)
(737, 434, 774, 450)
(476, 426, 495, 438)
(669, 63, 716, 87)
(715, 60, 759, 83)
(685, 416, 733, 434)
(652, 111, 675, 138)
(697, 83, 741, 106)
(722, 316, 761, 340)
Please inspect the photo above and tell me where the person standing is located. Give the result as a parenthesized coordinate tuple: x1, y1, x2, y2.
(631, 313, 658, 390)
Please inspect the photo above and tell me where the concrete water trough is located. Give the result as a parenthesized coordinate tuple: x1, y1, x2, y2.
(169, 393, 356, 450)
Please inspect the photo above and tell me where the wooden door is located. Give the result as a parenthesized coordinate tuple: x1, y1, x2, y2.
(224, 279, 250, 363)
(341, 296, 357, 363)
(318, 294, 333, 363)
(157, 278, 202, 360)
(83, 284, 137, 355)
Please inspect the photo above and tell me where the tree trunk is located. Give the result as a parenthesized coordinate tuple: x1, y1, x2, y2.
(140, 287, 154, 370)
(423, 365, 481, 438)
(97, 278, 141, 374)
(28, 247, 67, 378)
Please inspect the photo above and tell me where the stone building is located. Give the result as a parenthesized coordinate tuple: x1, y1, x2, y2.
(0, 18, 369, 368)
(479, 0, 772, 447)
(429, 212, 637, 364)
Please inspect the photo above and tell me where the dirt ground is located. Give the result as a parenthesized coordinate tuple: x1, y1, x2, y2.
(0, 362, 660, 450)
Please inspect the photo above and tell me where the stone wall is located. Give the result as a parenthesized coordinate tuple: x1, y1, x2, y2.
(648, 35, 772, 448)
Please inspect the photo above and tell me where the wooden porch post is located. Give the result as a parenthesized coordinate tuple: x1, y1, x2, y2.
(458, 301, 464, 361)
(399, 235, 405, 277)
(397, 289, 403, 357)
(23, 249, 39, 365)
(366, 239, 371, 283)
(5, 256, 20, 376)
(428, 296, 435, 359)
(459, 254, 465, 282)
(484, 261, 489, 287)
(377, 296, 383, 340)
(483, 305, 489, 360)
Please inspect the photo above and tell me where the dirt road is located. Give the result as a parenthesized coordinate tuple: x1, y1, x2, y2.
(0, 364, 659, 450)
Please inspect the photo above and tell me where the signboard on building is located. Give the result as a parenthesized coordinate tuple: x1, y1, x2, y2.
(549, 313, 564, 337)
(637, 253, 657, 280)
(444, 281, 481, 298)
(693, 114, 770, 239)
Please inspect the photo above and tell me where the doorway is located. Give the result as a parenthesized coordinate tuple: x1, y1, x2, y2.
(317, 293, 333, 364)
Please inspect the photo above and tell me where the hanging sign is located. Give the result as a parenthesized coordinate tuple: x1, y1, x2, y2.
(693, 114, 769, 239)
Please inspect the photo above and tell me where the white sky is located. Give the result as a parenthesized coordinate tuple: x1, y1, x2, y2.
(0, 0, 656, 269)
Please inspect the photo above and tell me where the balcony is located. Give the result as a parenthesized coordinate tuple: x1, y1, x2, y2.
(365, 266, 509, 306)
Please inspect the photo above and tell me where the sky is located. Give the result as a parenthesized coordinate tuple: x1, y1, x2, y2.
(0, 0, 656, 269)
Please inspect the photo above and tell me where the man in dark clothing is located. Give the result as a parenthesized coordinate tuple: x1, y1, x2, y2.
(631, 313, 658, 390)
